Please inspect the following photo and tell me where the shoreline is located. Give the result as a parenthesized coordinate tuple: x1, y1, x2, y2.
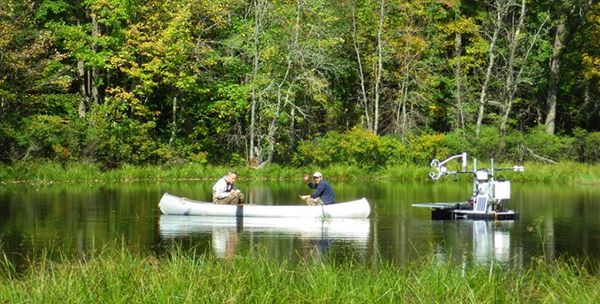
(1, 161, 599, 186)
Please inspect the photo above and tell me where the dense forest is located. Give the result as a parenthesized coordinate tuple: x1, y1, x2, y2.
(1, 0, 598, 169)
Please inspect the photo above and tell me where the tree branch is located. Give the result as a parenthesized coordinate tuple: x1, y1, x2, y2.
(524, 146, 559, 164)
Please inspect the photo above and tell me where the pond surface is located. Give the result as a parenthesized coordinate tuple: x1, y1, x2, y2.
(1, 180, 599, 269)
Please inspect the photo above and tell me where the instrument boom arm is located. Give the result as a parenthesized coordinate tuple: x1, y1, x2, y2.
(429, 153, 468, 180)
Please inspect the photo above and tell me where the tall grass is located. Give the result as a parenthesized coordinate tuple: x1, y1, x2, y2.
(1, 244, 599, 303)
(1, 161, 599, 185)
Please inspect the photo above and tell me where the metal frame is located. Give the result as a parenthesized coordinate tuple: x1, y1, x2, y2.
(414, 153, 524, 220)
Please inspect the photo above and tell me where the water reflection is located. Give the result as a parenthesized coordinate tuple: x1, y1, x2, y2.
(159, 215, 370, 259)
(2, 182, 600, 270)
(471, 220, 512, 264)
(431, 220, 518, 266)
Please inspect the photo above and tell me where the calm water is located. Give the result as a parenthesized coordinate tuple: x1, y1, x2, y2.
(1, 181, 599, 269)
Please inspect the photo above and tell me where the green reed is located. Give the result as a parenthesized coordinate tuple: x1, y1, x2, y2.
(1, 244, 599, 303)
(1, 161, 599, 185)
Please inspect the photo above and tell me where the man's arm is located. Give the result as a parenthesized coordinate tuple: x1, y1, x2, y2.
(307, 182, 318, 190)
(311, 183, 325, 198)
(212, 179, 230, 199)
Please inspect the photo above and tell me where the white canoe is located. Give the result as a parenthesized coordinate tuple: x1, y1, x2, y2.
(158, 193, 371, 219)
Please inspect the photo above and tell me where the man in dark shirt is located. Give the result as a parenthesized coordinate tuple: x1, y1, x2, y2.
(300, 172, 336, 205)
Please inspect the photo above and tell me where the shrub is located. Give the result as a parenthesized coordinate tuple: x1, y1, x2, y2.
(442, 129, 473, 157)
(18, 114, 81, 162)
(523, 125, 576, 162)
(83, 102, 160, 168)
(406, 133, 448, 165)
(293, 131, 338, 167)
(293, 127, 406, 168)
(442, 126, 509, 161)
(0, 122, 18, 162)
(474, 125, 503, 160)
(583, 132, 600, 163)
(502, 129, 526, 162)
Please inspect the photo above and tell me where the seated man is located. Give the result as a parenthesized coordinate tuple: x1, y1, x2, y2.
(299, 172, 336, 205)
(212, 171, 245, 205)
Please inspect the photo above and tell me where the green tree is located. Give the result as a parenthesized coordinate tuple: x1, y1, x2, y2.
(0, 0, 78, 161)
(543, 0, 594, 134)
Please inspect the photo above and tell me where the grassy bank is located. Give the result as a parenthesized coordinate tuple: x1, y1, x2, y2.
(1, 245, 599, 303)
(0, 161, 599, 185)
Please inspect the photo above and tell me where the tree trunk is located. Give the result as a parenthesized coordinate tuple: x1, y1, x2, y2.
(544, 22, 566, 135)
(501, 0, 546, 134)
(500, 0, 525, 134)
(289, 106, 296, 153)
(0, 97, 5, 120)
(352, 10, 372, 132)
(78, 12, 101, 117)
(453, 32, 464, 130)
(266, 89, 284, 165)
(77, 59, 88, 118)
(582, 81, 592, 130)
(249, 0, 266, 165)
(169, 97, 177, 148)
(475, 33, 498, 137)
(475, 6, 502, 137)
(91, 12, 100, 105)
(266, 0, 301, 165)
(544, 0, 592, 134)
(373, 0, 385, 135)
(400, 67, 409, 134)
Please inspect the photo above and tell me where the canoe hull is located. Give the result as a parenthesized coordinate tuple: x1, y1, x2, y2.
(158, 193, 371, 219)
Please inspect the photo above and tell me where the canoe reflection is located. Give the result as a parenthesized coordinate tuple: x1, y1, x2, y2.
(159, 215, 370, 258)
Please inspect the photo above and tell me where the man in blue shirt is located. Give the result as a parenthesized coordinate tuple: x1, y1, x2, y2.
(300, 172, 336, 205)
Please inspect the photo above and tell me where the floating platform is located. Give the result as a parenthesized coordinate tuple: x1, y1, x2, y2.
(413, 153, 523, 221)
(412, 202, 519, 220)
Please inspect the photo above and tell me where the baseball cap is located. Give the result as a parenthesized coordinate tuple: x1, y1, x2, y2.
(313, 172, 323, 178)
